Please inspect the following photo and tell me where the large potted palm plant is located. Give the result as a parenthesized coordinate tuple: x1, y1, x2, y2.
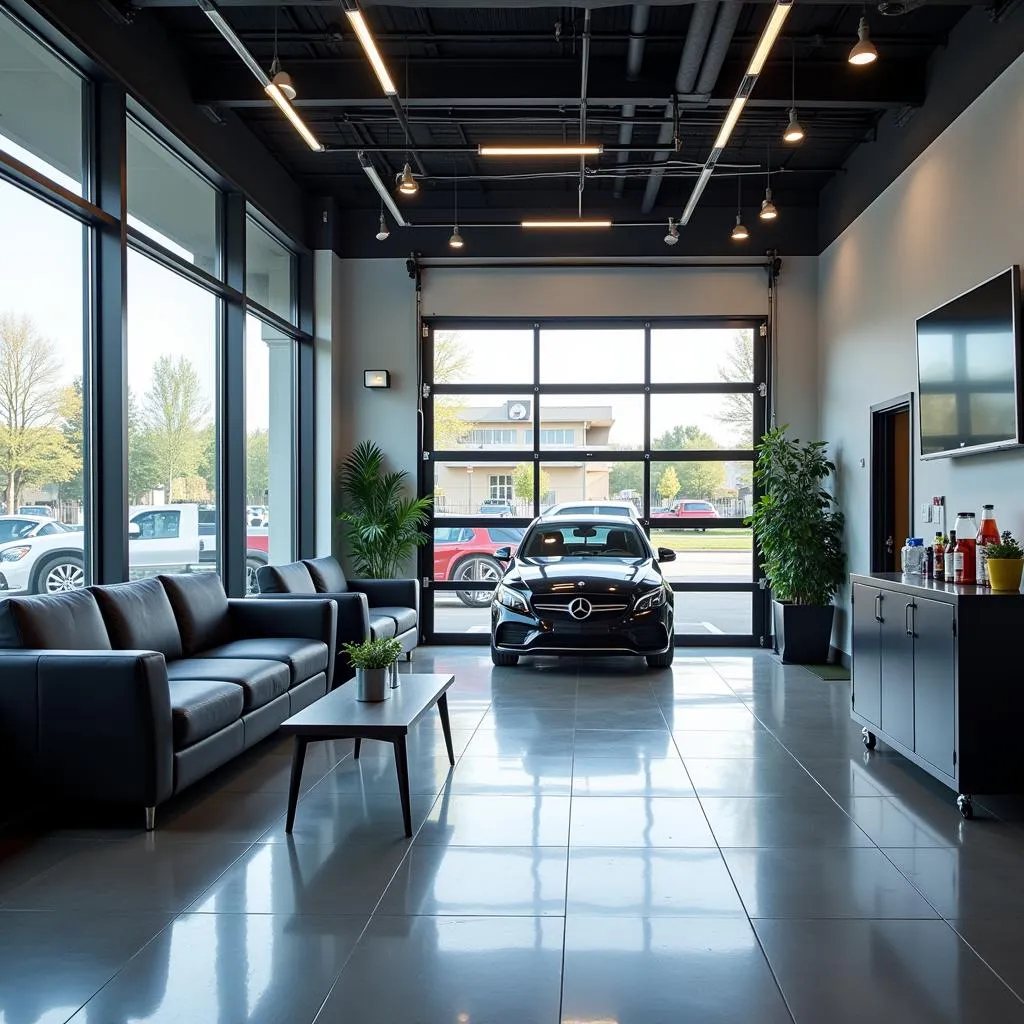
(748, 426, 846, 664)
(338, 441, 433, 578)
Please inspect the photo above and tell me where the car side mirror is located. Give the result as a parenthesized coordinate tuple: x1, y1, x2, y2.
(493, 546, 512, 562)
(657, 547, 676, 563)
(128, 522, 142, 539)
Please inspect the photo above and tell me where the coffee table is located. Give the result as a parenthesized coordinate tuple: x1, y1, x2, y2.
(281, 673, 456, 837)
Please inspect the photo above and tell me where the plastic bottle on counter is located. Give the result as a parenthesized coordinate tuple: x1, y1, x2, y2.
(925, 544, 934, 578)
(953, 512, 978, 585)
(901, 538, 926, 576)
(976, 504, 1000, 587)
(944, 531, 957, 584)
(933, 532, 946, 580)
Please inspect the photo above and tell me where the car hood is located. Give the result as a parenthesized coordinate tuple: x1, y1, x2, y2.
(510, 557, 662, 594)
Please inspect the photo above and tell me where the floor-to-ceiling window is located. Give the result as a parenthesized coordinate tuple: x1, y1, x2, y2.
(421, 320, 766, 645)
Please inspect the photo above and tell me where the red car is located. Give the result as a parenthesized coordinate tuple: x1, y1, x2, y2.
(434, 525, 525, 607)
(662, 499, 721, 519)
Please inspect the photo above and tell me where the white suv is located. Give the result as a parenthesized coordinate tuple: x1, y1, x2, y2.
(544, 500, 640, 519)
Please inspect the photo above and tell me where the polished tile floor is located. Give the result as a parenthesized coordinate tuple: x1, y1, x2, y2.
(4, 648, 1024, 1022)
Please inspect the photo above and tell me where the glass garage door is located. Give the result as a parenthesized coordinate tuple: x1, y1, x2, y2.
(419, 320, 768, 646)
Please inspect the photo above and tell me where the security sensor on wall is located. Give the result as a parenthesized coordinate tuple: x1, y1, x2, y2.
(364, 370, 391, 389)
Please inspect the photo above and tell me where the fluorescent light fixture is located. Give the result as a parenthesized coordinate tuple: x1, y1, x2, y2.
(265, 83, 324, 152)
(358, 153, 408, 226)
(521, 219, 612, 229)
(747, 1, 793, 76)
(680, 166, 714, 225)
(345, 8, 398, 95)
(713, 96, 747, 152)
(478, 144, 604, 157)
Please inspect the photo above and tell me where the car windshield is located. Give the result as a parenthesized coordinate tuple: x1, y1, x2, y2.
(521, 522, 647, 560)
(552, 504, 634, 517)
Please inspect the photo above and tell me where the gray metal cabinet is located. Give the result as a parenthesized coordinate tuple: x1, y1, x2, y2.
(879, 591, 915, 750)
(850, 583, 881, 728)
(912, 598, 956, 777)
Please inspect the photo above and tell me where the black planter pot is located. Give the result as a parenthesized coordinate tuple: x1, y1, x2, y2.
(772, 600, 835, 665)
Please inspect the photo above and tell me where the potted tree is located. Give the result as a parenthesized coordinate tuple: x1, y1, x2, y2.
(338, 441, 433, 578)
(343, 637, 404, 701)
(748, 426, 846, 664)
(984, 531, 1024, 592)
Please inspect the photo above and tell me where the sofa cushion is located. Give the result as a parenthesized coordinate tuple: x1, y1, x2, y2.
(196, 637, 329, 686)
(0, 601, 21, 650)
(167, 658, 289, 711)
(159, 573, 230, 657)
(256, 561, 317, 595)
(303, 557, 348, 594)
(368, 613, 397, 640)
(7, 591, 111, 651)
(168, 677, 244, 749)
(91, 578, 183, 661)
(371, 605, 418, 635)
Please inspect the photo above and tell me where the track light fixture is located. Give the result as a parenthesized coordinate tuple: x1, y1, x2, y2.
(664, 218, 679, 246)
(268, 9, 296, 100)
(849, 15, 878, 65)
(783, 42, 804, 144)
(448, 167, 464, 249)
(397, 162, 418, 196)
(449, 227, 464, 249)
(760, 144, 778, 220)
(731, 176, 748, 240)
(375, 210, 390, 241)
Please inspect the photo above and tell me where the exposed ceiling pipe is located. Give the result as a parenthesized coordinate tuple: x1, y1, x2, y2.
(639, 0, 718, 214)
(578, 8, 592, 218)
(613, 5, 650, 200)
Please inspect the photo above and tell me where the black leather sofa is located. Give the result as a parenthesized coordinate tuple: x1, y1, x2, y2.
(256, 556, 419, 683)
(0, 573, 336, 829)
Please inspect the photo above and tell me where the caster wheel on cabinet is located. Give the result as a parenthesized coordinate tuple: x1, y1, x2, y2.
(861, 728, 877, 751)
(957, 794, 974, 820)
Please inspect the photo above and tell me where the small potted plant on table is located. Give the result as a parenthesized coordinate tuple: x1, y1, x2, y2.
(984, 531, 1024, 592)
(343, 637, 404, 702)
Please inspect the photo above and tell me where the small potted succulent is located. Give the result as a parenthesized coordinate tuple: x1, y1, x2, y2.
(984, 531, 1024, 592)
(343, 637, 403, 702)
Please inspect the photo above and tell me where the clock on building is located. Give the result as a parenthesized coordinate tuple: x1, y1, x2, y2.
(507, 401, 530, 421)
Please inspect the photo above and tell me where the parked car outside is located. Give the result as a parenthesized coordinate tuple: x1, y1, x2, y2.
(665, 499, 720, 519)
(478, 499, 515, 517)
(434, 525, 525, 606)
(544, 500, 639, 519)
(17, 505, 52, 517)
(0, 515, 76, 544)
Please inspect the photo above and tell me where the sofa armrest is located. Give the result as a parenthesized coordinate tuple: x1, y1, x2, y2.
(229, 598, 338, 689)
(348, 578, 420, 619)
(0, 650, 173, 808)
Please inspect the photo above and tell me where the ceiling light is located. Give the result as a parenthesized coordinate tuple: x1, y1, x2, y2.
(265, 83, 324, 152)
(712, 97, 747, 153)
(397, 162, 419, 196)
(760, 187, 778, 220)
(270, 68, 296, 101)
(747, 1, 793, 76)
(664, 218, 679, 246)
(375, 212, 390, 241)
(358, 153, 407, 226)
(521, 220, 612, 229)
(849, 16, 878, 65)
(449, 226, 464, 249)
(478, 145, 603, 157)
(345, 7, 398, 95)
(783, 108, 805, 144)
(731, 215, 749, 241)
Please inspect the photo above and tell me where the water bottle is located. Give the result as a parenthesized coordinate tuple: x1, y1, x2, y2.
(901, 537, 926, 576)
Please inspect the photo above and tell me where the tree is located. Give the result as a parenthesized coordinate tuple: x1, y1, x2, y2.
(127, 388, 159, 503)
(658, 466, 680, 503)
(677, 460, 726, 500)
(433, 395, 468, 450)
(0, 313, 75, 510)
(716, 331, 755, 447)
(608, 461, 643, 498)
(140, 355, 210, 502)
(654, 423, 721, 451)
(58, 378, 84, 503)
(246, 428, 269, 504)
(433, 330, 472, 384)
(512, 462, 549, 506)
(651, 424, 727, 501)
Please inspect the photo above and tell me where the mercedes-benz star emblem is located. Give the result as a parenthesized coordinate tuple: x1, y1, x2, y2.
(577, 581, 586, 588)
(569, 598, 592, 620)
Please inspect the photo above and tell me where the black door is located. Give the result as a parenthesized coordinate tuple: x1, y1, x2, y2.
(879, 593, 915, 749)
(912, 598, 956, 777)
(851, 584, 882, 728)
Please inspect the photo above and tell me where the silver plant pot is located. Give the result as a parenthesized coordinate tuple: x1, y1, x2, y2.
(355, 667, 391, 702)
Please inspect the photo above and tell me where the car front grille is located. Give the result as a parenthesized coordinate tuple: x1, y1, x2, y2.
(532, 594, 630, 618)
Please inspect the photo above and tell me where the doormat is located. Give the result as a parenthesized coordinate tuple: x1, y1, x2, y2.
(803, 663, 851, 681)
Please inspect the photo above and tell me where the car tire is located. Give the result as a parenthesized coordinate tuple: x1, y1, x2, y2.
(491, 644, 519, 667)
(246, 556, 267, 596)
(35, 554, 86, 595)
(645, 642, 675, 669)
(454, 555, 502, 607)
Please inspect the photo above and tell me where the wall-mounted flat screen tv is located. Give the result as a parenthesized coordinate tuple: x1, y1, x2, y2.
(916, 266, 1023, 458)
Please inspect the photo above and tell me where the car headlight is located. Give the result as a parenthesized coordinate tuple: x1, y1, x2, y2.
(495, 583, 530, 614)
(634, 588, 667, 612)
(0, 546, 31, 562)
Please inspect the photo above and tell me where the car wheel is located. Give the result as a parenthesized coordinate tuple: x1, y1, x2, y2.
(491, 644, 519, 667)
(645, 642, 675, 669)
(37, 555, 85, 594)
(454, 555, 502, 607)
(246, 556, 266, 596)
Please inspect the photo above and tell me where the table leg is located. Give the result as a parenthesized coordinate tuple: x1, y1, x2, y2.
(393, 735, 413, 837)
(437, 692, 455, 766)
(285, 737, 308, 834)
(353, 738, 362, 760)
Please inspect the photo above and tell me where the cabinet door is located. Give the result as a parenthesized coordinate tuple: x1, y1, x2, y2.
(851, 584, 881, 727)
(913, 597, 956, 777)
(880, 593, 915, 749)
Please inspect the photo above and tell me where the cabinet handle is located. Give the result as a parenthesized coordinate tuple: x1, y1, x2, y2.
(905, 601, 916, 638)
(874, 594, 882, 622)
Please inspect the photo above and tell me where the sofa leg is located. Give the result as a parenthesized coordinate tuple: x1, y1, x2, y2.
(406, 651, 413, 662)
(145, 806, 156, 832)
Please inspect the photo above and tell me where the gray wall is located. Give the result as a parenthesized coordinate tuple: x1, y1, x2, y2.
(818, 52, 1024, 654)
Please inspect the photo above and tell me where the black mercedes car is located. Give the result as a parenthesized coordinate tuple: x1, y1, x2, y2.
(489, 515, 676, 668)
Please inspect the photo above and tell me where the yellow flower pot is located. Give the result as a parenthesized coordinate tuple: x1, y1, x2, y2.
(987, 558, 1024, 592)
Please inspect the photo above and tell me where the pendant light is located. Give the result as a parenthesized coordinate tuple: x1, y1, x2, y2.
(760, 145, 778, 221)
(448, 167, 463, 249)
(375, 204, 390, 242)
(397, 163, 418, 196)
(664, 218, 679, 246)
(782, 41, 804, 144)
(731, 177, 748, 240)
(849, 14, 878, 66)
(269, 7, 296, 100)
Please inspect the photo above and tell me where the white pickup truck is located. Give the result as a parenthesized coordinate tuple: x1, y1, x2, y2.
(0, 504, 270, 596)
